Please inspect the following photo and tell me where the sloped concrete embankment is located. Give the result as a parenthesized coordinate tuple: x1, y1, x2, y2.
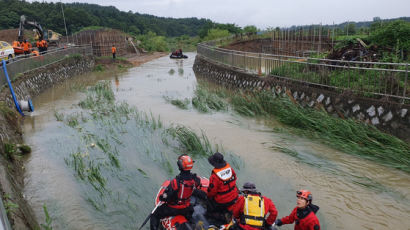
(193, 55, 410, 141)
(0, 55, 95, 229)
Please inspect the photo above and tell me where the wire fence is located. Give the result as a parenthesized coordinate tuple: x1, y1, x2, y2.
(197, 42, 409, 103)
(0, 45, 93, 87)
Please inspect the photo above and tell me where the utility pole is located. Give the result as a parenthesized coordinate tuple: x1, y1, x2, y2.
(61, 1, 69, 44)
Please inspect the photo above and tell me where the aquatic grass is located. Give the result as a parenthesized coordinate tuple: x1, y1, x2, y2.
(196, 83, 410, 173)
(41, 204, 53, 230)
(165, 125, 213, 157)
(66, 114, 79, 127)
(192, 97, 209, 113)
(54, 111, 64, 121)
(191, 85, 227, 113)
(164, 97, 190, 110)
(96, 137, 120, 168)
(64, 152, 107, 194)
(79, 81, 115, 110)
(231, 94, 265, 117)
(270, 144, 299, 158)
(137, 168, 149, 178)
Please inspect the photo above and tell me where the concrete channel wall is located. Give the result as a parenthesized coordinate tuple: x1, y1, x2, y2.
(193, 55, 410, 141)
(1, 55, 95, 108)
(0, 54, 95, 229)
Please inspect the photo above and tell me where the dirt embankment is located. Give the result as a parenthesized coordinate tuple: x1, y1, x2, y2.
(126, 52, 168, 66)
(0, 104, 39, 230)
(95, 52, 168, 69)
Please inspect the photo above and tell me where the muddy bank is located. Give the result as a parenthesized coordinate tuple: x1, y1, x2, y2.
(126, 52, 168, 66)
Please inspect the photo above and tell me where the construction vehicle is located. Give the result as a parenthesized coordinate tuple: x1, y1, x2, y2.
(46, 30, 62, 45)
(13, 15, 61, 56)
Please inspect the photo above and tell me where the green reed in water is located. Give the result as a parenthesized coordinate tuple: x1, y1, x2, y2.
(196, 84, 410, 173)
(191, 85, 227, 113)
(61, 80, 228, 199)
(164, 97, 190, 110)
(165, 125, 213, 157)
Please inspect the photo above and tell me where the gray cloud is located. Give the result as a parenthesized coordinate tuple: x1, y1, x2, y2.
(32, 0, 409, 28)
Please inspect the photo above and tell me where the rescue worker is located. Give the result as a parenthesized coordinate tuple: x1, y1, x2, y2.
(111, 44, 116, 59)
(41, 39, 48, 53)
(12, 41, 20, 47)
(36, 40, 43, 53)
(150, 154, 202, 230)
(22, 40, 31, 55)
(275, 190, 320, 230)
(232, 182, 278, 230)
(206, 152, 239, 220)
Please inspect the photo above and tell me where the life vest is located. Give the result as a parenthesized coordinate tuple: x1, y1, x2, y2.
(168, 177, 195, 209)
(212, 163, 236, 195)
(22, 42, 30, 51)
(112, 47, 116, 54)
(242, 194, 265, 228)
(36, 41, 42, 48)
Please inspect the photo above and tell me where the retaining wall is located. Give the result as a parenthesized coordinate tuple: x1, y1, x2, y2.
(194, 55, 410, 141)
(0, 55, 95, 229)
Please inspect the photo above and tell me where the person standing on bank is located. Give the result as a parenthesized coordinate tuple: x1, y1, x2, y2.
(207, 152, 239, 217)
(111, 44, 116, 59)
(275, 190, 320, 230)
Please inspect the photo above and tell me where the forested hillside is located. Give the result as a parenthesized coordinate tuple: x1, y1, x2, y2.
(0, 0, 224, 37)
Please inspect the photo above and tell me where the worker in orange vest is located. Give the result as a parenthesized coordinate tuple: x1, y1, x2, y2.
(12, 41, 20, 47)
(111, 44, 116, 59)
(36, 40, 43, 53)
(41, 39, 48, 53)
(22, 40, 31, 55)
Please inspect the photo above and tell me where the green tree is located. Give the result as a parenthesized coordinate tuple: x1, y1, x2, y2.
(243, 25, 258, 33)
(344, 23, 356, 35)
(370, 20, 410, 52)
(204, 29, 230, 41)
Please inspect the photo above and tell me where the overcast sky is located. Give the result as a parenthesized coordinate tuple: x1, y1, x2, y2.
(36, 0, 409, 28)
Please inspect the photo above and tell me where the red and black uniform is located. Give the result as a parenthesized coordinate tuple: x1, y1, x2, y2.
(232, 194, 278, 230)
(150, 171, 201, 230)
(278, 204, 320, 230)
(207, 163, 239, 211)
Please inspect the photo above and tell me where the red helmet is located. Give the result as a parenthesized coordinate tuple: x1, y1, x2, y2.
(177, 154, 194, 171)
(297, 190, 312, 202)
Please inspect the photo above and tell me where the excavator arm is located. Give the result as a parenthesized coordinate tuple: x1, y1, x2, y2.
(17, 15, 44, 42)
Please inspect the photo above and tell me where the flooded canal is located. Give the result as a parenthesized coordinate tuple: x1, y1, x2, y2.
(23, 53, 410, 229)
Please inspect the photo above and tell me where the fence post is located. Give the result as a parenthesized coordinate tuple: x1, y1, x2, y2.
(231, 50, 233, 66)
(404, 63, 408, 100)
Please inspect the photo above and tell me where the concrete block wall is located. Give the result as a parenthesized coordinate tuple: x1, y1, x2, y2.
(194, 55, 410, 141)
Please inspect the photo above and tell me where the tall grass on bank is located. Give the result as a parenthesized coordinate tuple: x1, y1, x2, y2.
(198, 84, 410, 173)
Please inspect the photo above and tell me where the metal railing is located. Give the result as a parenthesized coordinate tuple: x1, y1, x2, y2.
(0, 45, 93, 87)
(197, 42, 409, 103)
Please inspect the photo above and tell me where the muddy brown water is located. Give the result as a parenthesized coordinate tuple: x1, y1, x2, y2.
(22, 53, 410, 230)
